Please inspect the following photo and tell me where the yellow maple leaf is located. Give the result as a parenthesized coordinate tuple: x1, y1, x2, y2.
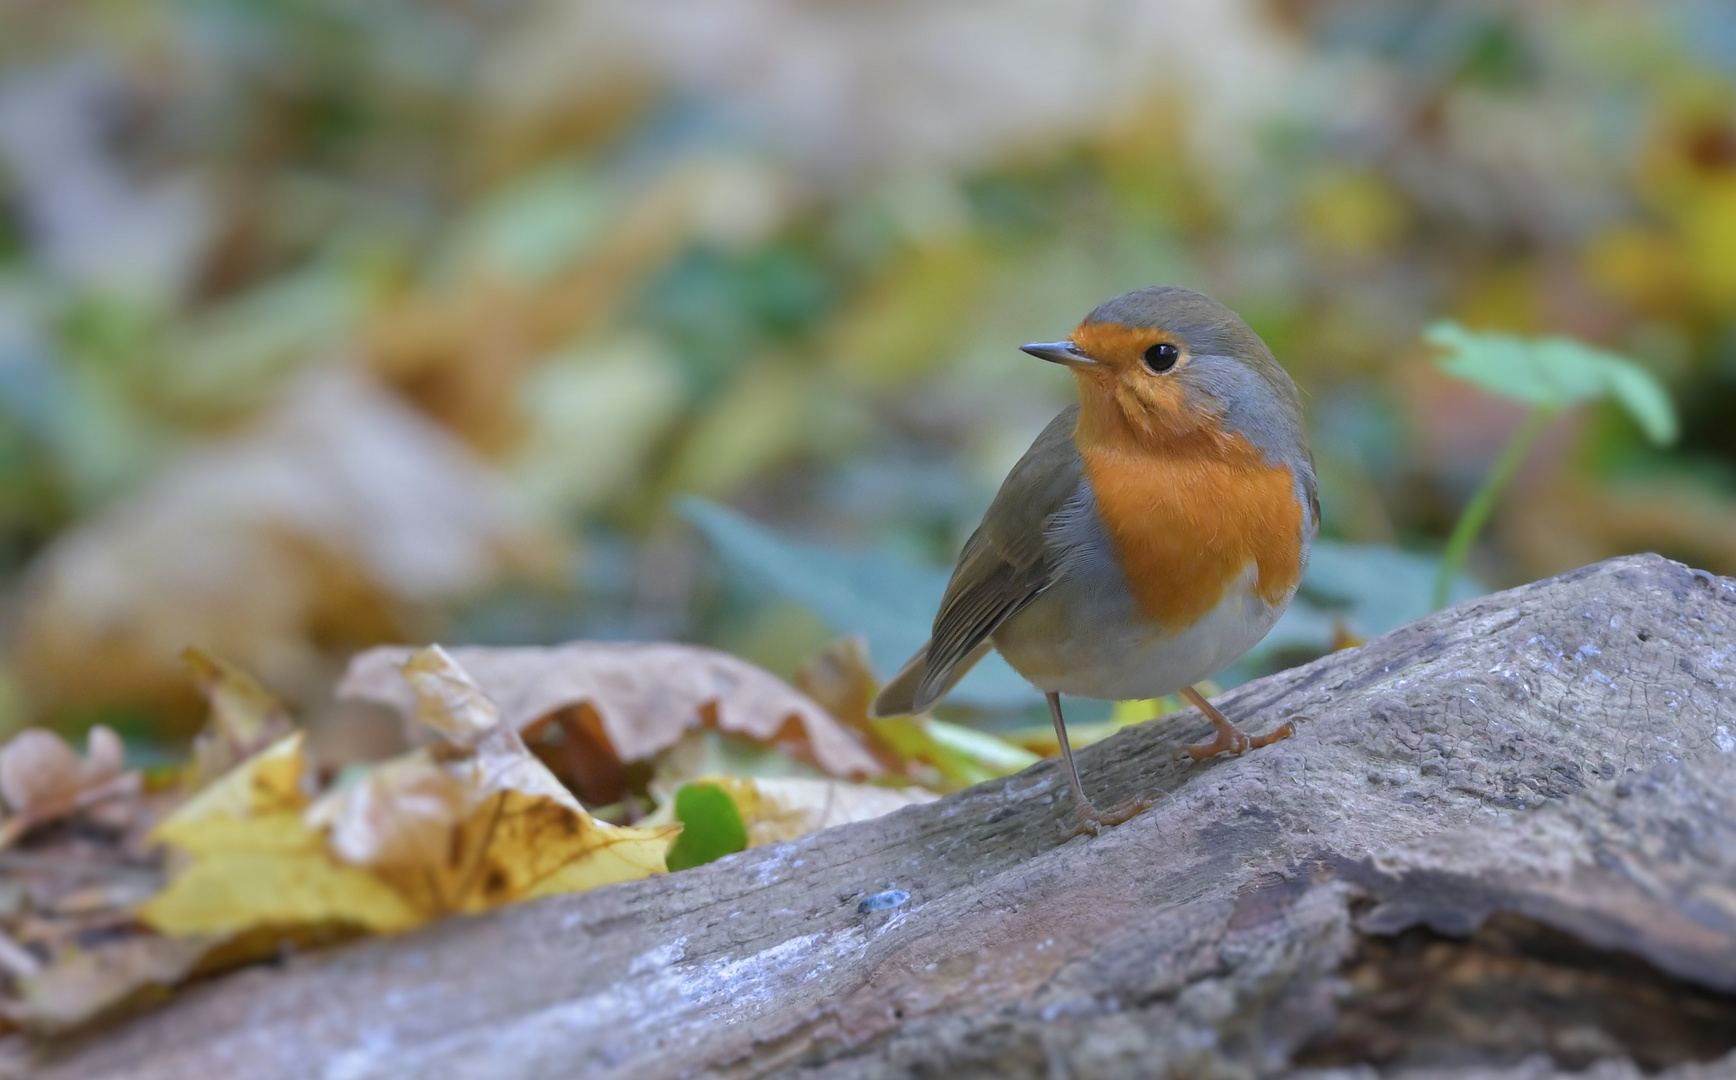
(145, 648, 679, 940)
(139, 734, 420, 937)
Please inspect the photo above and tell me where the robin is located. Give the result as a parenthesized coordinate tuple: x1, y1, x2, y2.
(870, 286, 1317, 834)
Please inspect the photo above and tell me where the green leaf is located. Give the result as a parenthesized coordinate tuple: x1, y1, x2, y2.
(1597, 354, 1679, 446)
(865, 716, 1005, 789)
(1256, 540, 1484, 657)
(680, 498, 1036, 708)
(664, 782, 748, 872)
(442, 160, 611, 283)
(923, 718, 1040, 772)
(1423, 321, 1677, 444)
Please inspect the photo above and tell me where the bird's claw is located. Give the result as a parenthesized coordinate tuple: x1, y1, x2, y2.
(1180, 719, 1296, 762)
(1068, 793, 1153, 838)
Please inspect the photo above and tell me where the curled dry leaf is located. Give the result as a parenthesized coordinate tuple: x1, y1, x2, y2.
(305, 645, 678, 918)
(791, 636, 878, 730)
(0, 729, 120, 814)
(182, 647, 296, 790)
(0, 727, 139, 846)
(398, 645, 503, 744)
(338, 642, 884, 790)
(310, 754, 466, 869)
(701, 776, 937, 848)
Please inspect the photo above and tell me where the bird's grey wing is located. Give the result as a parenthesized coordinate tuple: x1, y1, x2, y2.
(906, 405, 1085, 712)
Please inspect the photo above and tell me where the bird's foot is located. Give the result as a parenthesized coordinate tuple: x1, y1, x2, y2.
(1181, 720, 1295, 762)
(1068, 793, 1154, 838)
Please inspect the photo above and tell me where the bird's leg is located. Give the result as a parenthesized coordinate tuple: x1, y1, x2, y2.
(1047, 692, 1150, 836)
(1178, 685, 1294, 761)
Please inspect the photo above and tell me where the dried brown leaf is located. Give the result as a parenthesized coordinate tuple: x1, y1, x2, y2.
(0, 728, 140, 847)
(182, 647, 296, 789)
(306, 646, 676, 918)
(2, 935, 210, 1034)
(1, 731, 93, 815)
(792, 636, 906, 773)
(304, 753, 466, 869)
(338, 642, 882, 781)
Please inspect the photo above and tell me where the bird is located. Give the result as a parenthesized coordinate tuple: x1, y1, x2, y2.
(869, 286, 1317, 834)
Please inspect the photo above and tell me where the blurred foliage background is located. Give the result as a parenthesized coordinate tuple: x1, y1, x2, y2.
(3, 0, 1736, 765)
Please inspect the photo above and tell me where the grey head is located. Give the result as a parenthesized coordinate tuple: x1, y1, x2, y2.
(1020, 285, 1317, 533)
(1080, 286, 1305, 464)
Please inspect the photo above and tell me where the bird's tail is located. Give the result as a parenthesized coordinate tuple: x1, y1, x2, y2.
(868, 639, 992, 718)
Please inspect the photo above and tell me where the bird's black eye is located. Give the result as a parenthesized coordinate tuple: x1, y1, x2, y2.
(1143, 342, 1180, 373)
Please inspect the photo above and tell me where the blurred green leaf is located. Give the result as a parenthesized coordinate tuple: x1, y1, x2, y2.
(1424, 321, 1679, 444)
(664, 782, 747, 872)
(508, 336, 685, 517)
(866, 716, 1004, 789)
(1291, 540, 1482, 638)
(637, 245, 836, 398)
(442, 162, 611, 283)
(165, 266, 371, 410)
(680, 498, 1035, 708)
(1211, 539, 1486, 679)
(923, 718, 1039, 773)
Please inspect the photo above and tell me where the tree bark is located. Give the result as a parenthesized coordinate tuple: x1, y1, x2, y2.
(17, 554, 1736, 1080)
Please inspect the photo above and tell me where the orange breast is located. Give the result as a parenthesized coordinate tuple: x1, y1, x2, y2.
(1079, 429, 1304, 633)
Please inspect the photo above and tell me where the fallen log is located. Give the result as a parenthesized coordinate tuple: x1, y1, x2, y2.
(18, 554, 1736, 1080)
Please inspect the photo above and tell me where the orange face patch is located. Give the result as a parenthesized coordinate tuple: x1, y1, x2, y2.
(1069, 321, 1183, 369)
(1077, 426, 1304, 633)
(1068, 321, 1203, 442)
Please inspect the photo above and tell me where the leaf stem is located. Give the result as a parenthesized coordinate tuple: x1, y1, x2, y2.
(1433, 405, 1554, 610)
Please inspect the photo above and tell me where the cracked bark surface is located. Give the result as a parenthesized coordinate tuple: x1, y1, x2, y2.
(19, 553, 1736, 1080)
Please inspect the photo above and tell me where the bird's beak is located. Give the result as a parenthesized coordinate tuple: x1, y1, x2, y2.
(1020, 340, 1096, 368)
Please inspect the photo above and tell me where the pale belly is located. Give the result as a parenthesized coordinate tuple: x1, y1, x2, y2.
(991, 560, 1286, 701)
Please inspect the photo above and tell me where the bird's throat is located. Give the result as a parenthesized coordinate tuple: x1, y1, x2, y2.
(1074, 418, 1305, 633)
(1072, 370, 1200, 449)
